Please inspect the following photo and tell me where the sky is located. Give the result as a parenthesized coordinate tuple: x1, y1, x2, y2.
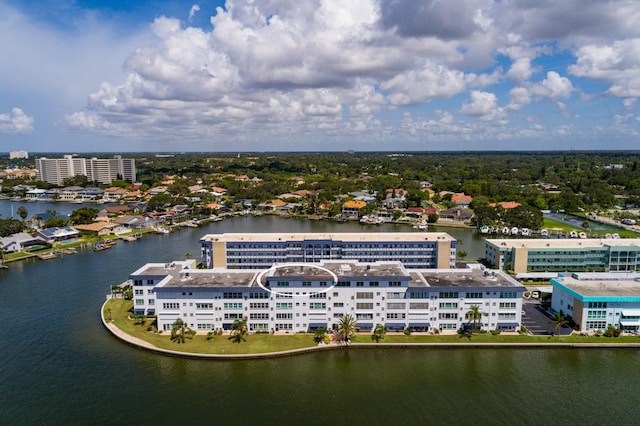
(1, 0, 640, 152)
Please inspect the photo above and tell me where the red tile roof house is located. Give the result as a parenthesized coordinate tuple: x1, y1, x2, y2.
(490, 201, 522, 209)
(451, 193, 473, 207)
(341, 200, 367, 217)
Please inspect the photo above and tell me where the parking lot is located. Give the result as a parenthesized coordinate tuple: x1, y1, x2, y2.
(521, 298, 572, 336)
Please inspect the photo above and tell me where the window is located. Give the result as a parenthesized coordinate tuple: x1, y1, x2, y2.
(588, 302, 607, 309)
(387, 313, 406, 319)
(197, 324, 213, 330)
(196, 303, 213, 309)
(224, 313, 242, 319)
(387, 303, 405, 310)
(409, 292, 429, 299)
(135, 289, 144, 295)
(146, 279, 154, 285)
(337, 281, 351, 287)
(223, 302, 243, 309)
(223, 292, 243, 299)
(409, 303, 429, 309)
(439, 292, 458, 299)
(249, 292, 269, 299)
(388, 292, 404, 299)
(333, 303, 344, 308)
(319, 282, 328, 287)
(133, 280, 142, 286)
(389, 281, 402, 287)
(439, 302, 458, 309)
(439, 313, 457, 319)
(498, 313, 516, 320)
(276, 281, 289, 287)
(356, 303, 374, 309)
(500, 292, 517, 299)
(499, 302, 517, 309)
(250, 302, 269, 309)
(356, 313, 373, 320)
(135, 299, 144, 305)
(276, 313, 292, 319)
(276, 292, 292, 299)
(302, 281, 312, 287)
(310, 303, 326, 309)
(275, 323, 293, 330)
(310, 293, 326, 299)
(369, 281, 379, 287)
(466, 292, 483, 299)
(149, 299, 154, 305)
(587, 310, 607, 319)
(250, 313, 269, 320)
(163, 303, 179, 309)
(356, 292, 374, 299)
(276, 303, 293, 309)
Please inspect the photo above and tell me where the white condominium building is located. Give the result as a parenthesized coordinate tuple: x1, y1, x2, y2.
(199, 232, 458, 270)
(129, 259, 525, 334)
(36, 155, 136, 185)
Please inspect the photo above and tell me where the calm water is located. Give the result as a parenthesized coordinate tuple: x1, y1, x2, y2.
(2, 204, 639, 424)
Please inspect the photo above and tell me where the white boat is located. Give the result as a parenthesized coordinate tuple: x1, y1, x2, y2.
(375, 217, 385, 225)
(520, 228, 530, 237)
(479, 225, 489, 234)
(605, 233, 612, 239)
(579, 232, 587, 239)
(612, 233, 620, 239)
(570, 230, 578, 238)
(360, 215, 369, 224)
(417, 220, 428, 230)
(540, 229, 549, 238)
(511, 227, 519, 235)
(502, 227, 510, 235)
(155, 226, 170, 234)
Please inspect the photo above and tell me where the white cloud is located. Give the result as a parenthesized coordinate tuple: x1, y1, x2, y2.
(0, 108, 34, 134)
(189, 4, 200, 22)
(569, 39, 640, 97)
(531, 71, 574, 100)
(506, 57, 532, 83)
(459, 90, 505, 121)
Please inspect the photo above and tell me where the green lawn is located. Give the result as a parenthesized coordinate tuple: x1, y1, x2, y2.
(104, 299, 317, 354)
(103, 299, 640, 355)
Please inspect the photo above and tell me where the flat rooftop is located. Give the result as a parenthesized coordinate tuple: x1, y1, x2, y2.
(486, 238, 640, 250)
(200, 232, 456, 243)
(414, 269, 524, 288)
(556, 273, 640, 297)
(132, 261, 520, 290)
(267, 261, 408, 278)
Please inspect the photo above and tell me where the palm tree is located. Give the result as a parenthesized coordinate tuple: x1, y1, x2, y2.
(549, 311, 569, 337)
(371, 323, 386, 343)
(313, 327, 328, 344)
(466, 305, 485, 333)
(334, 314, 357, 345)
(16, 206, 28, 222)
(170, 318, 195, 343)
(228, 317, 248, 343)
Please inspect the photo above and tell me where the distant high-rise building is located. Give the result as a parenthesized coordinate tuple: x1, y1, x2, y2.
(36, 155, 136, 186)
(9, 150, 28, 159)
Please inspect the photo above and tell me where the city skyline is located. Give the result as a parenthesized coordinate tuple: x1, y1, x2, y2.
(1, 0, 639, 152)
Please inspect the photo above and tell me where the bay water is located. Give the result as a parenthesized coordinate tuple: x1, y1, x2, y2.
(1, 204, 639, 424)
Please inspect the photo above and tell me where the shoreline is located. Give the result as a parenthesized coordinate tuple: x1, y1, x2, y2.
(101, 299, 640, 360)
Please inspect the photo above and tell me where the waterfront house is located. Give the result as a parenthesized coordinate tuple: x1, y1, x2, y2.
(451, 193, 473, 208)
(34, 226, 79, 243)
(0, 232, 46, 253)
(74, 222, 119, 237)
(341, 200, 367, 217)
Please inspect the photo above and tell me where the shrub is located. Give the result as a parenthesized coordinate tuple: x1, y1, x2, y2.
(403, 326, 411, 336)
(490, 329, 501, 335)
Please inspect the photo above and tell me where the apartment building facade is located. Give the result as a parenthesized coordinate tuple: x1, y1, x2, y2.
(485, 238, 640, 274)
(200, 232, 458, 270)
(36, 155, 136, 185)
(129, 259, 525, 334)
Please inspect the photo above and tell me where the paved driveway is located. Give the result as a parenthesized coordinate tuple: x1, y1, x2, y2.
(522, 299, 572, 336)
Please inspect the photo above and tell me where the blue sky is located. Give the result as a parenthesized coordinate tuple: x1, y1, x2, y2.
(1, 0, 639, 152)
